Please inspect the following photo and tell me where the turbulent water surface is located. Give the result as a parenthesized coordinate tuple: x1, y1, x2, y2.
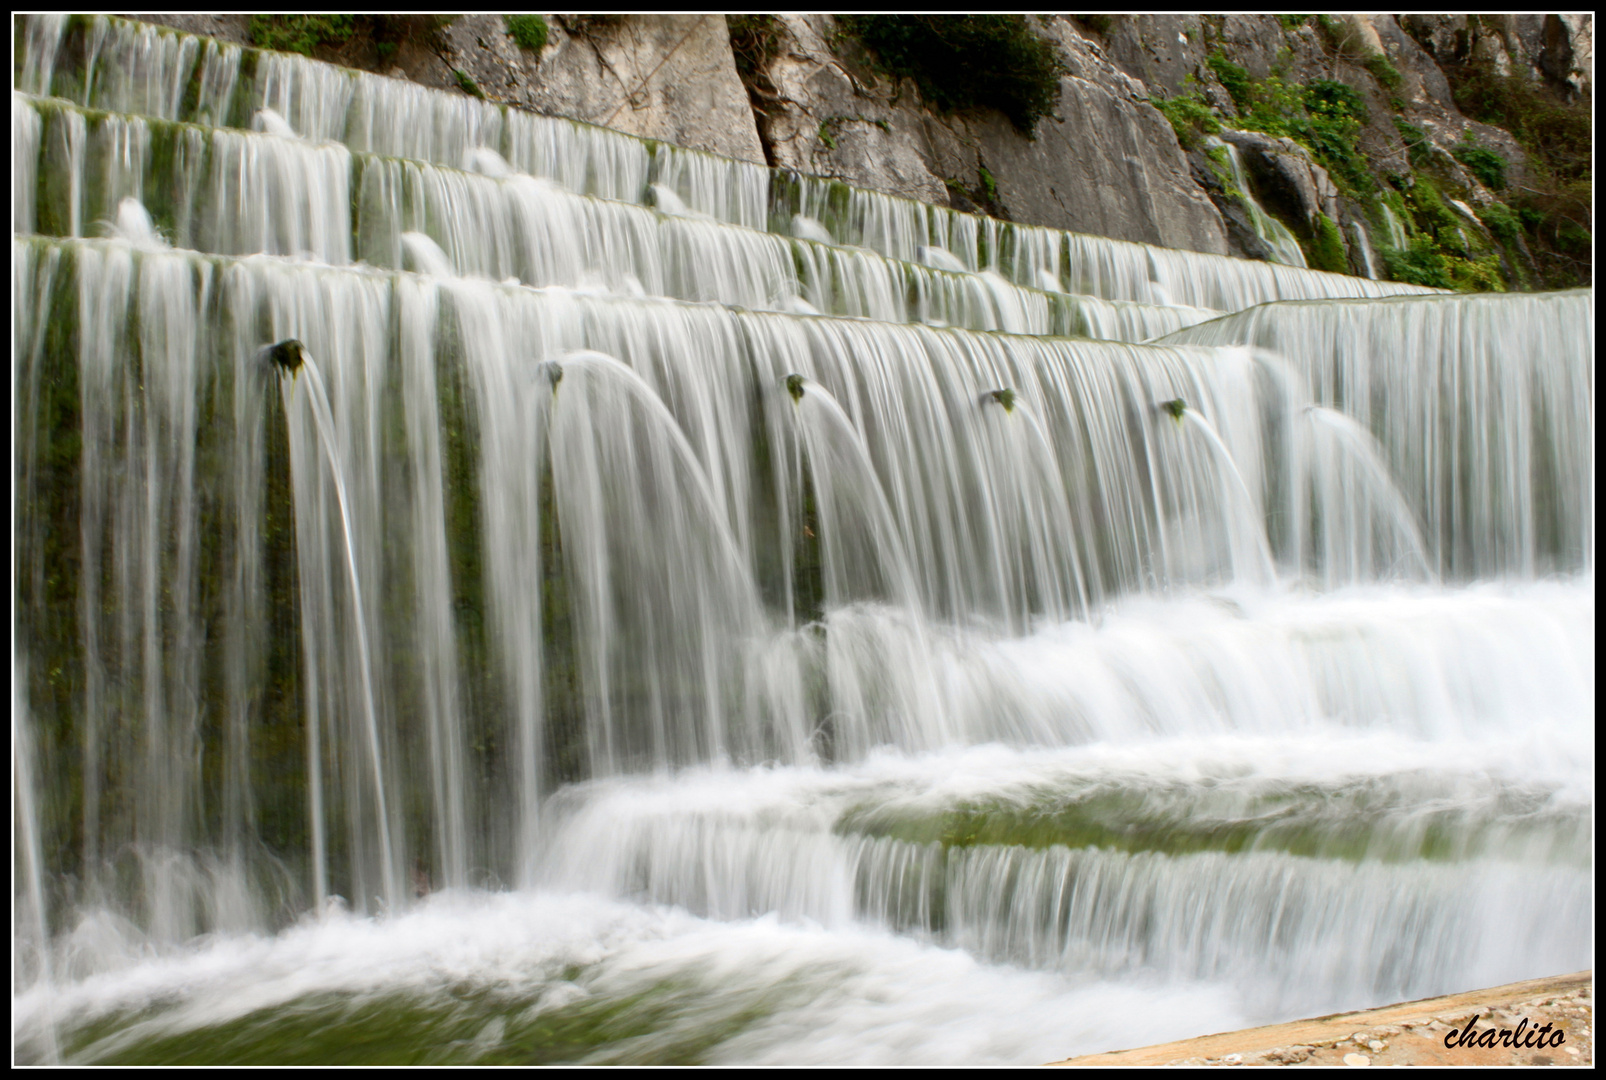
(12, 15, 1594, 1066)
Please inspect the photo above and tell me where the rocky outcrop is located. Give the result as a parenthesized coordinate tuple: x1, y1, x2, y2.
(505, 15, 764, 164)
(1403, 14, 1593, 99)
(753, 15, 1229, 255)
(125, 12, 767, 164)
(1216, 130, 1340, 235)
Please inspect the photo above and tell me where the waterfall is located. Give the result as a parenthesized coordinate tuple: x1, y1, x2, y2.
(11, 15, 1593, 1067)
(1206, 136, 1309, 269)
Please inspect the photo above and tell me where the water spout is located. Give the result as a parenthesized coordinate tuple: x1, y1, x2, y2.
(280, 349, 400, 910)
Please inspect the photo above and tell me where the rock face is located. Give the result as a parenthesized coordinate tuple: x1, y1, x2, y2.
(1216, 129, 1340, 234)
(1402, 14, 1593, 99)
(511, 15, 765, 164)
(754, 15, 1229, 254)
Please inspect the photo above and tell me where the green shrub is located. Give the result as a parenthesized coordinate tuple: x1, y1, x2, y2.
(1306, 213, 1349, 273)
(1554, 220, 1591, 254)
(1303, 79, 1368, 124)
(1447, 252, 1506, 292)
(836, 15, 1065, 136)
(250, 15, 458, 63)
(1206, 51, 1253, 112)
(1364, 53, 1402, 90)
(453, 69, 484, 99)
(1393, 118, 1431, 167)
(504, 14, 548, 52)
(1442, 54, 1589, 286)
(247, 15, 356, 56)
(1279, 15, 1313, 30)
(1452, 138, 1507, 190)
(1408, 177, 1462, 238)
(979, 163, 997, 204)
(1477, 201, 1521, 244)
(1150, 93, 1219, 149)
(1381, 235, 1450, 288)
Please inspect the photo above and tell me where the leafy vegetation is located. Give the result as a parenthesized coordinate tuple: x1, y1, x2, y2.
(1393, 118, 1431, 167)
(1223, 70, 1372, 197)
(1437, 46, 1591, 286)
(503, 15, 548, 53)
(1364, 53, 1402, 90)
(1206, 52, 1252, 113)
(1452, 137, 1507, 190)
(247, 14, 457, 65)
(1380, 235, 1450, 289)
(1150, 93, 1219, 149)
(835, 15, 1065, 136)
(247, 15, 355, 56)
(1303, 79, 1367, 125)
(1476, 200, 1521, 244)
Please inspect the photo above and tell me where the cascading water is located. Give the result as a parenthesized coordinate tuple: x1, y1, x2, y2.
(1205, 136, 1309, 270)
(12, 15, 1593, 1066)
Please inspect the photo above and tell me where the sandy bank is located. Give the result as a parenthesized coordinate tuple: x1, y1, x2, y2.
(1048, 971, 1592, 1067)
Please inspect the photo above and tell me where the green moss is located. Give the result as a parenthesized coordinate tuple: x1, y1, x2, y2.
(1278, 15, 1313, 30)
(833, 781, 1577, 866)
(1553, 219, 1591, 254)
(836, 15, 1065, 136)
(816, 120, 836, 150)
(1407, 176, 1461, 236)
(1305, 212, 1349, 273)
(978, 163, 997, 205)
(453, 69, 484, 100)
(502, 14, 547, 52)
(56, 976, 796, 1065)
(1204, 143, 1235, 191)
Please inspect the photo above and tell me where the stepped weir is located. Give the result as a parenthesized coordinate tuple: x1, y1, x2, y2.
(12, 15, 1593, 1065)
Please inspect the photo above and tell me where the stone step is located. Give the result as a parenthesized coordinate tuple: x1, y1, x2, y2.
(15, 91, 1221, 342)
(16, 13, 1439, 313)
